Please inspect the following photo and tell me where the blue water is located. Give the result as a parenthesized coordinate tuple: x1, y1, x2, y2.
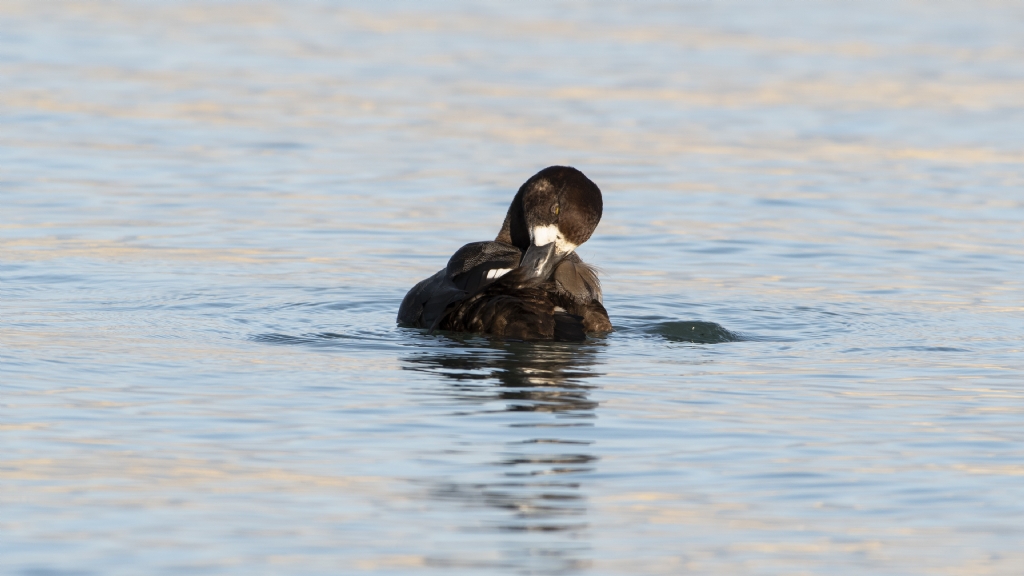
(3, 1, 1024, 574)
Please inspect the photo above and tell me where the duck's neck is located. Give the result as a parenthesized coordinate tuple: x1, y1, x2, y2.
(495, 188, 531, 253)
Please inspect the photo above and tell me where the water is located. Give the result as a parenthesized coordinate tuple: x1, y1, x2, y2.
(2, 1, 1024, 574)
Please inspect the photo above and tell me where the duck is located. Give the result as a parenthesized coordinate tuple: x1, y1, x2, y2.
(397, 166, 612, 341)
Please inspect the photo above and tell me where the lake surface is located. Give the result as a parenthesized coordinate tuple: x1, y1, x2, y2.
(3, 1, 1024, 574)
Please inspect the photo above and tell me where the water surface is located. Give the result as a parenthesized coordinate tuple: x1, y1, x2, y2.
(3, 1, 1024, 574)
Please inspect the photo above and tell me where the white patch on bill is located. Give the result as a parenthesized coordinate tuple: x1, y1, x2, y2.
(530, 224, 578, 255)
(531, 224, 559, 245)
(486, 268, 512, 279)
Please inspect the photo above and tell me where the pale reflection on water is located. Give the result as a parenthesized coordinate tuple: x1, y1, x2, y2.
(3, 0, 1024, 574)
(405, 342, 601, 571)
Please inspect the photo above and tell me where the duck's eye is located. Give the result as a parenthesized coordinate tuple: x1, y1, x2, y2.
(552, 204, 560, 216)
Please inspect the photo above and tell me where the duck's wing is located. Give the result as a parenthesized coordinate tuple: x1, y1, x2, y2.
(399, 242, 604, 340)
(439, 281, 588, 342)
(438, 283, 563, 341)
(438, 256, 590, 342)
(446, 241, 522, 293)
(397, 241, 523, 330)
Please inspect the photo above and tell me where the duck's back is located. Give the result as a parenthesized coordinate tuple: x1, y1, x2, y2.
(436, 249, 609, 341)
(438, 280, 587, 342)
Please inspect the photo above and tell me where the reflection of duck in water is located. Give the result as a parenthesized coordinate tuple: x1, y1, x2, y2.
(398, 166, 612, 341)
(403, 340, 602, 540)
(407, 340, 601, 417)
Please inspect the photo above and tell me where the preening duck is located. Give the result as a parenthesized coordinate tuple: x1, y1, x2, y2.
(397, 166, 612, 341)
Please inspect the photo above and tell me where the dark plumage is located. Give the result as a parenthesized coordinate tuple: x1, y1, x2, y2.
(397, 166, 612, 341)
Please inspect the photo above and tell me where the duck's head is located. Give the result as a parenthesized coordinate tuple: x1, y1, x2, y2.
(496, 166, 603, 285)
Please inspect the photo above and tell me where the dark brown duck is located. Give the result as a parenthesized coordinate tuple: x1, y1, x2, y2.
(397, 166, 612, 341)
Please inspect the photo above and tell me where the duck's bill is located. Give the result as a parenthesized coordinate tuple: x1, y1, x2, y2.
(515, 241, 561, 286)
